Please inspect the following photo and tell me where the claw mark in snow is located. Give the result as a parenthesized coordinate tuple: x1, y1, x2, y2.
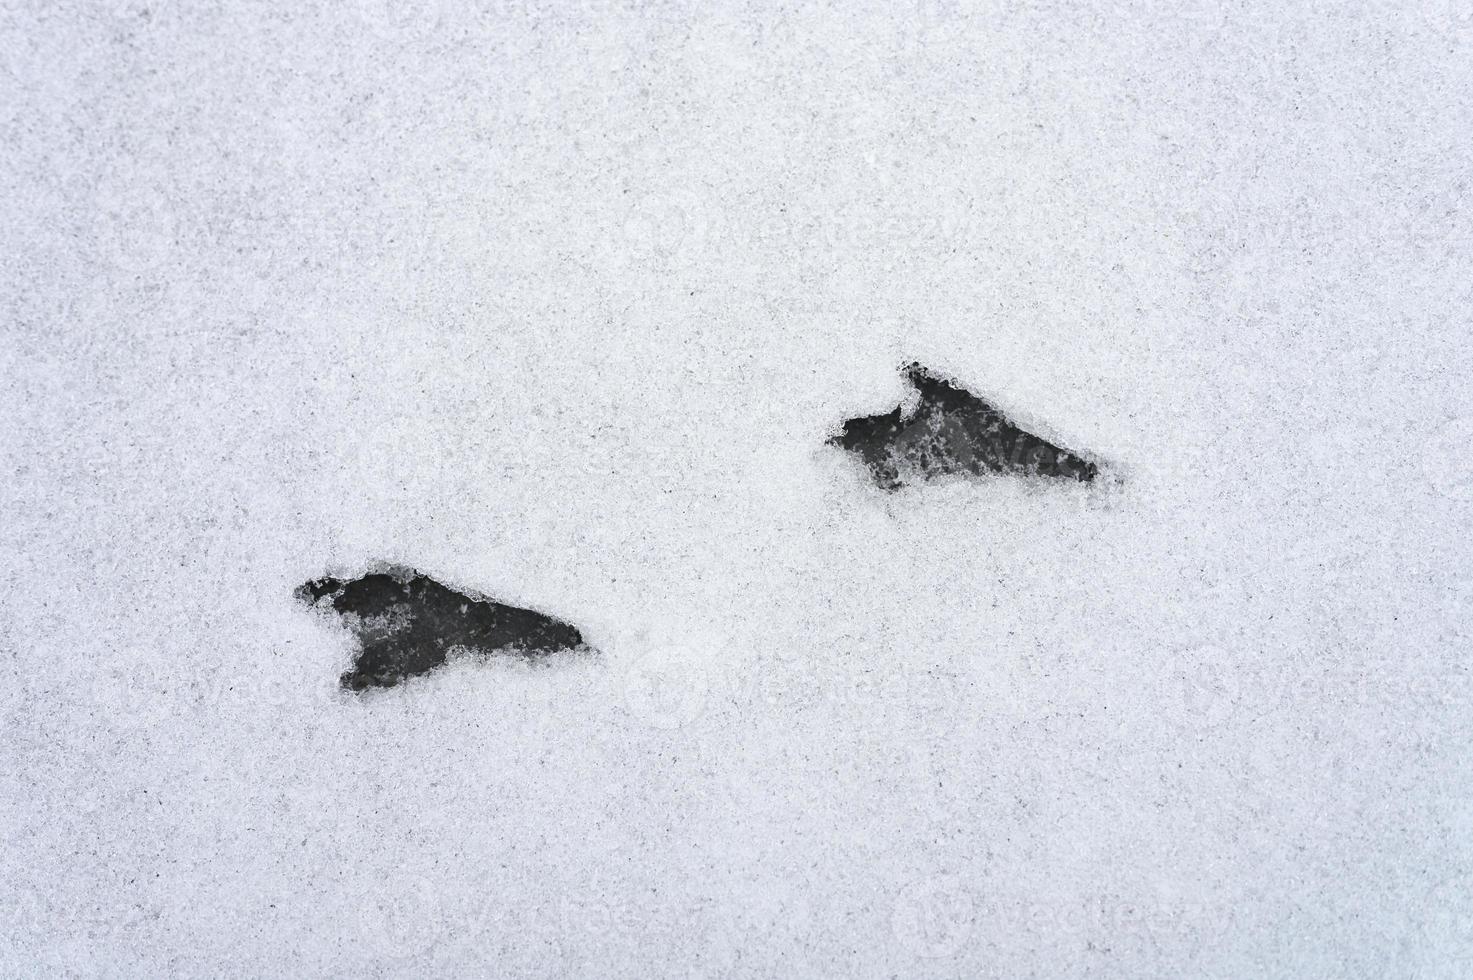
(829, 362, 1104, 491)
(298, 565, 591, 691)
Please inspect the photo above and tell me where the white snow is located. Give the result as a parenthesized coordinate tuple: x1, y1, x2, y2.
(3, 0, 1472, 976)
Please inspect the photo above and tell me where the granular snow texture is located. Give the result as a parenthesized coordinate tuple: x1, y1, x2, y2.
(3, 1, 1472, 977)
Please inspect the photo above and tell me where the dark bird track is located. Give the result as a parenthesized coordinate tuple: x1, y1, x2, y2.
(297, 566, 590, 691)
(829, 362, 1102, 491)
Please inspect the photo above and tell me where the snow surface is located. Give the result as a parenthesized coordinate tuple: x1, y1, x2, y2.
(3, 0, 1472, 976)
